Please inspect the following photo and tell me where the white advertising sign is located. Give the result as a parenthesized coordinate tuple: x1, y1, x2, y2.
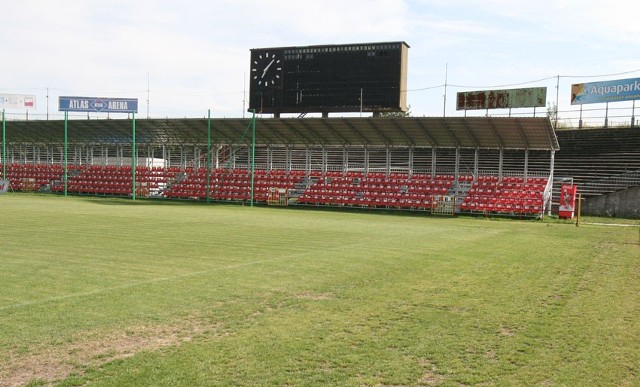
(0, 94, 36, 109)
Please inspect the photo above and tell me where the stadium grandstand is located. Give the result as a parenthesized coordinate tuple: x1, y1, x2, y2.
(553, 126, 640, 196)
(1, 116, 559, 217)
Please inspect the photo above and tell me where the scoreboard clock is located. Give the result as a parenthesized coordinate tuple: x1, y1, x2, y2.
(248, 41, 409, 117)
(251, 51, 282, 88)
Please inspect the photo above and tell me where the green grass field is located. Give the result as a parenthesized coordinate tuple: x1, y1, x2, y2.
(1, 194, 638, 386)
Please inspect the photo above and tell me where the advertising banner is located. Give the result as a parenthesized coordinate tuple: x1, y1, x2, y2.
(456, 87, 546, 110)
(0, 94, 36, 109)
(558, 184, 578, 219)
(59, 96, 138, 113)
(571, 77, 640, 105)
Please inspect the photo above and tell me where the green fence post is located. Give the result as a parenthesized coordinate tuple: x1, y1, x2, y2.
(132, 112, 136, 201)
(2, 110, 5, 180)
(207, 109, 211, 203)
(64, 111, 68, 196)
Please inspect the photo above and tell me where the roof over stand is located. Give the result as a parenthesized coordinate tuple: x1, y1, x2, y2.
(2, 116, 559, 151)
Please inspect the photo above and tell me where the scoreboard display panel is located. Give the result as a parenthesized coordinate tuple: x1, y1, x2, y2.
(249, 42, 409, 116)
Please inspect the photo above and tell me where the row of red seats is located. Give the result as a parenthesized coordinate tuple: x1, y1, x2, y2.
(163, 169, 305, 201)
(2, 164, 64, 191)
(164, 186, 275, 202)
(461, 177, 548, 215)
(51, 182, 147, 196)
(60, 166, 172, 196)
(477, 175, 547, 184)
(460, 200, 543, 214)
(0, 164, 177, 194)
(300, 194, 435, 210)
(166, 186, 292, 202)
(307, 170, 465, 180)
(302, 185, 449, 198)
(297, 174, 455, 208)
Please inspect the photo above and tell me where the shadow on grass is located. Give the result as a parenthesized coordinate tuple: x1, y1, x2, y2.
(22, 191, 548, 222)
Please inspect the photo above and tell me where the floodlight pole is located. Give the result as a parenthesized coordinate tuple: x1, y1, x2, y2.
(443, 63, 448, 117)
(555, 75, 560, 129)
(579, 105, 583, 129)
(146, 72, 150, 119)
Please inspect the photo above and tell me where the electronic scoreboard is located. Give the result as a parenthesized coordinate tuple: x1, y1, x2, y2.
(248, 41, 409, 116)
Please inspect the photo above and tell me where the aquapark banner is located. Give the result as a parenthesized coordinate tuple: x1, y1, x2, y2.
(558, 184, 578, 219)
(571, 77, 640, 105)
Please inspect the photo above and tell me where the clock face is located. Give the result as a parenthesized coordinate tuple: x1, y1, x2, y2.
(252, 52, 282, 87)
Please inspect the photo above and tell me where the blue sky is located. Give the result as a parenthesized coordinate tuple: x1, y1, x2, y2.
(2, 0, 639, 123)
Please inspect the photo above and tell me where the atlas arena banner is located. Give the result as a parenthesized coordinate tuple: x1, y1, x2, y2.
(558, 184, 578, 219)
(571, 77, 640, 105)
(59, 96, 138, 113)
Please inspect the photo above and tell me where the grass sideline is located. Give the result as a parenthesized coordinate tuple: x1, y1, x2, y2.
(0, 194, 638, 386)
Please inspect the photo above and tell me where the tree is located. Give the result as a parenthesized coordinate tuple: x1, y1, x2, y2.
(379, 105, 412, 118)
(546, 102, 558, 128)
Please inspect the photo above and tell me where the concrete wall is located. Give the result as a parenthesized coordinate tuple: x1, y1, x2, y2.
(582, 186, 640, 219)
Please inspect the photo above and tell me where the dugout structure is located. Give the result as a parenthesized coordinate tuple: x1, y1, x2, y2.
(0, 116, 558, 216)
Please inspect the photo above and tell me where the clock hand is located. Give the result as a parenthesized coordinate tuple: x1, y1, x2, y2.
(261, 58, 275, 78)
